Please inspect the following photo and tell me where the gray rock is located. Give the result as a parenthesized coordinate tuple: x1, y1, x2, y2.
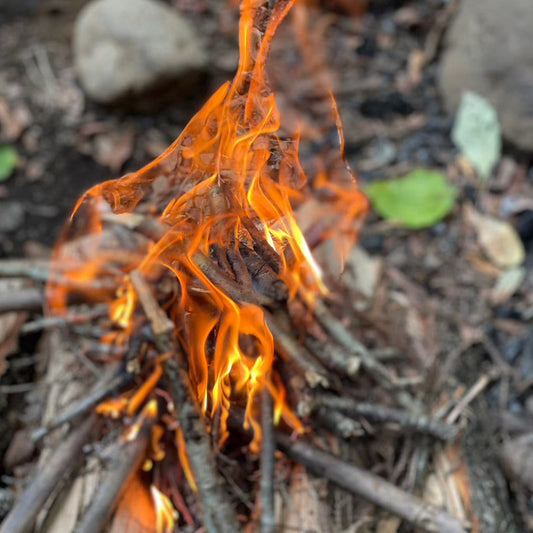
(438, 0, 533, 152)
(73, 0, 208, 105)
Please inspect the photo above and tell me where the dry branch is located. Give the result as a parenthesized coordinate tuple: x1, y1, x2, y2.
(276, 432, 467, 533)
(75, 419, 152, 533)
(0, 258, 50, 281)
(31, 369, 133, 442)
(314, 396, 459, 441)
(0, 288, 43, 314)
(0, 415, 99, 533)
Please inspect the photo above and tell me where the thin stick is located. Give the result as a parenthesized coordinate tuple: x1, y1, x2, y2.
(0, 288, 43, 313)
(445, 372, 495, 425)
(130, 269, 242, 533)
(314, 406, 364, 439)
(31, 369, 133, 442)
(312, 300, 399, 387)
(276, 433, 467, 533)
(0, 415, 98, 533)
(75, 419, 152, 533)
(265, 312, 330, 387)
(304, 336, 360, 378)
(314, 396, 458, 441)
(260, 388, 275, 533)
(0, 258, 50, 281)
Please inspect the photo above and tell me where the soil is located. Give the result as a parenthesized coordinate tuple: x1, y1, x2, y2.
(1, 0, 533, 531)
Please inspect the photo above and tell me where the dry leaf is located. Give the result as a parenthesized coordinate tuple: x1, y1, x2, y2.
(281, 465, 329, 533)
(343, 245, 382, 299)
(490, 267, 525, 305)
(0, 97, 32, 141)
(376, 517, 401, 533)
(465, 205, 525, 268)
(93, 129, 135, 172)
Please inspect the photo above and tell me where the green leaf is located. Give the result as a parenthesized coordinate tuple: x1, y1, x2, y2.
(0, 145, 18, 182)
(365, 169, 456, 229)
(452, 91, 501, 179)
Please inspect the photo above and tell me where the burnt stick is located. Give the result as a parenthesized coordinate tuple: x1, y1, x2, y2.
(130, 269, 242, 533)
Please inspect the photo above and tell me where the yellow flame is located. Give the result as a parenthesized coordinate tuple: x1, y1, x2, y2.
(151, 485, 178, 533)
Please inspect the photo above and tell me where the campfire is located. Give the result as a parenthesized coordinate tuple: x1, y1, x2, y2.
(0, 1, 468, 533)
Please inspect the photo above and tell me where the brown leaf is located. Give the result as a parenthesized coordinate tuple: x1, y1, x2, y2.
(93, 129, 135, 172)
(281, 465, 329, 533)
(465, 205, 525, 268)
(0, 97, 32, 141)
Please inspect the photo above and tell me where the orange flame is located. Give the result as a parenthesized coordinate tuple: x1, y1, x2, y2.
(47, 0, 367, 493)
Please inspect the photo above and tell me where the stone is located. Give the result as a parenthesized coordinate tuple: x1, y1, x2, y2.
(73, 0, 208, 106)
(438, 0, 533, 151)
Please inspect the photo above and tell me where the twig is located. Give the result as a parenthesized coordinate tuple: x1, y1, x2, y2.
(0, 258, 50, 281)
(445, 371, 496, 425)
(0, 415, 99, 533)
(304, 336, 360, 378)
(314, 396, 458, 441)
(75, 418, 152, 533)
(31, 369, 134, 442)
(0, 288, 43, 314)
(314, 406, 365, 439)
(312, 300, 401, 388)
(260, 388, 275, 533)
(265, 312, 330, 387)
(276, 433, 467, 533)
(21, 306, 108, 334)
(130, 269, 242, 533)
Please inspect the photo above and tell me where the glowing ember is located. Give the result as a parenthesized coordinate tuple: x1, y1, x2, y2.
(47, 0, 367, 519)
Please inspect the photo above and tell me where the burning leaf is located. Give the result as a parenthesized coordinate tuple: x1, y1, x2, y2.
(452, 91, 501, 180)
(109, 473, 157, 533)
(465, 206, 525, 268)
(365, 169, 456, 229)
(0, 145, 18, 182)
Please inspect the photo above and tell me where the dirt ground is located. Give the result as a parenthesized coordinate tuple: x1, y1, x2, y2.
(1, 0, 533, 531)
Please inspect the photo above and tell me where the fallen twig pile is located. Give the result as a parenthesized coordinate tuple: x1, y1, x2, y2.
(0, 1, 468, 532)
